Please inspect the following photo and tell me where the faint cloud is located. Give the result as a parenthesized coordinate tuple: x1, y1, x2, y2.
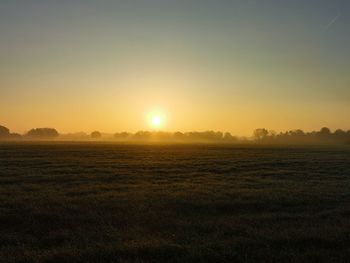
(324, 14, 340, 31)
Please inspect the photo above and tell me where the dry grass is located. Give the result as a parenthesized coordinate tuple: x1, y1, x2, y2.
(0, 143, 350, 262)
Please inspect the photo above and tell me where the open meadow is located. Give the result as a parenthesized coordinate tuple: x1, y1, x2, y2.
(0, 143, 350, 263)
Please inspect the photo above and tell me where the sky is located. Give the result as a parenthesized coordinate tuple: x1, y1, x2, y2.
(1, 0, 349, 135)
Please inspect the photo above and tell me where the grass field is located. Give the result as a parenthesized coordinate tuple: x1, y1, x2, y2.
(0, 143, 350, 262)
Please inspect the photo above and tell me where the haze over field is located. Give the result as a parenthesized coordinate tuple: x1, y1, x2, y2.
(1, 1, 349, 135)
(1, 123, 350, 145)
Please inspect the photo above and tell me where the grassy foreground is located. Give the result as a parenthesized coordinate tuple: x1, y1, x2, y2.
(0, 143, 350, 262)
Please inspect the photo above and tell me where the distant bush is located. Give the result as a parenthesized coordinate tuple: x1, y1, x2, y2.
(91, 131, 102, 138)
(114, 132, 130, 139)
(26, 128, 59, 138)
(0, 125, 10, 137)
(9, 133, 22, 139)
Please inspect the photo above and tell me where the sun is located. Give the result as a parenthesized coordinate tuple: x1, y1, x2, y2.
(147, 110, 166, 129)
(151, 116, 161, 127)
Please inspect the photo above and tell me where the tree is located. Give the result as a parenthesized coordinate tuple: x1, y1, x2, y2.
(291, 129, 305, 137)
(134, 131, 151, 140)
(223, 132, 238, 142)
(316, 127, 332, 140)
(333, 129, 347, 142)
(268, 130, 277, 137)
(0, 125, 10, 137)
(334, 129, 346, 136)
(27, 128, 59, 138)
(9, 133, 22, 139)
(253, 128, 269, 140)
(173, 132, 184, 140)
(319, 127, 331, 135)
(114, 132, 130, 139)
(91, 131, 102, 138)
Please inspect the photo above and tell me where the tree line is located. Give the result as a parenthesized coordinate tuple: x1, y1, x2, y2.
(1, 125, 350, 144)
(0, 126, 59, 139)
(253, 127, 350, 144)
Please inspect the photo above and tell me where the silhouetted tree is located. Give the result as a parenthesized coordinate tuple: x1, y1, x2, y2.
(9, 133, 22, 139)
(91, 131, 102, 138)
(315, 127, 332, 141)
(154, 131, 172, 140)
(223, 132, 233, 140)
(0, 125, 10, 137)
(26, 128, 59, 138)
(253, 128, 269, 140)
(334, 129, 346, 136)
(333, 129, 348, 142)
(268, 130, 277, 137)
(291, 129, 305, 137)
(223, 132, 238, 142)
(249, 127, 350, 144)
(173, 132, 184, 140)
(319, 127, 331, 135)
(114, 132, 130, 139)
(275, 129, 306, 143)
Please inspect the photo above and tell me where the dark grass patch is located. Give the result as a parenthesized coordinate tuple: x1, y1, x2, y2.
(0, 143, 350, 262)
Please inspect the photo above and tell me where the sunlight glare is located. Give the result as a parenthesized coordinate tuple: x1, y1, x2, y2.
(151, 116, 161, 127)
